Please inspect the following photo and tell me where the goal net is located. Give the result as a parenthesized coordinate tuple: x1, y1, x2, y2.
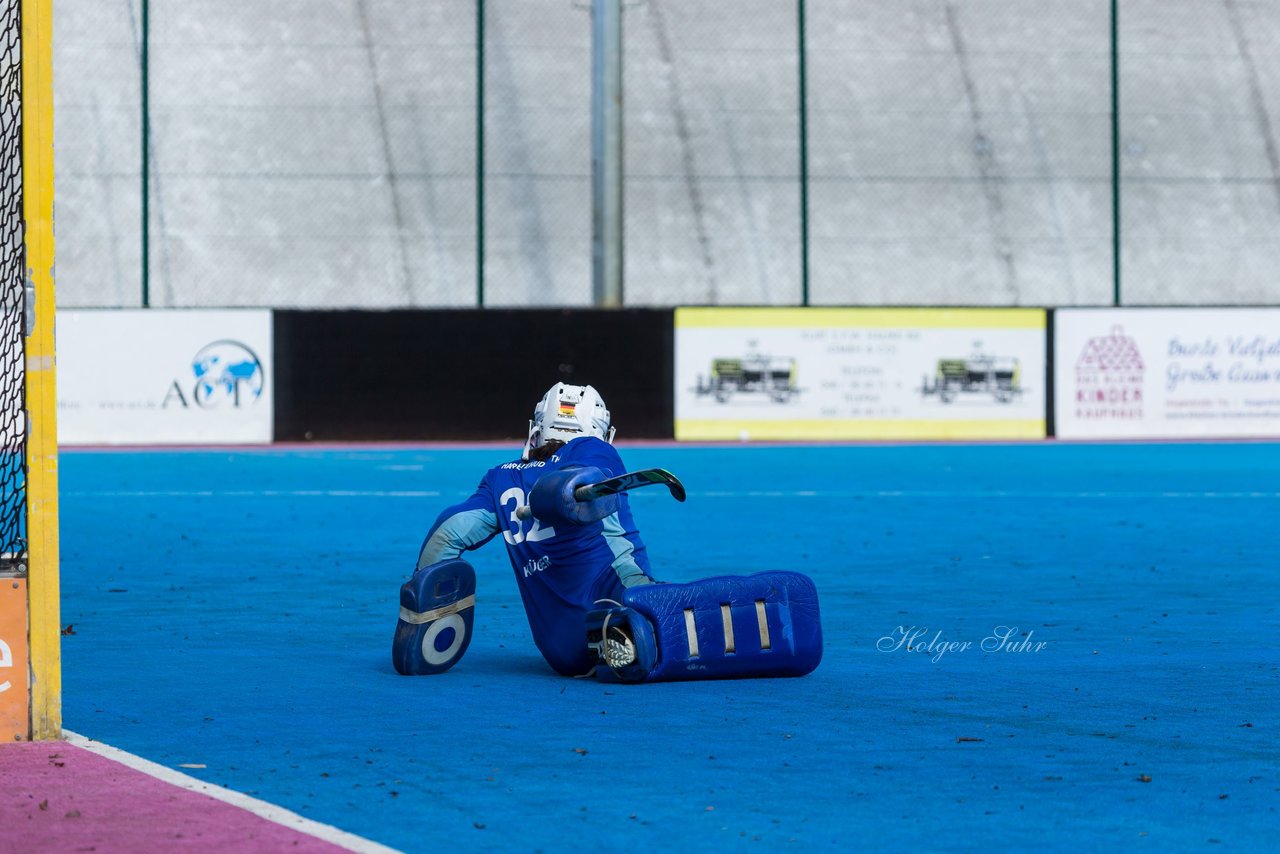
(1, 0, 24, 563)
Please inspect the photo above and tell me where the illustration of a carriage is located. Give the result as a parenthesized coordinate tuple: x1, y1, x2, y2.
(696, 355, 798, 403)
(921, 353, 1021, 403)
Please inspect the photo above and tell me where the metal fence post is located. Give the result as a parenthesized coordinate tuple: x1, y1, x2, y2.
(592, 0, 623, 308)
(141, 0, 150, 308)
(477, 0, 486, 307)
(798, 0, 809, 307)
(1111, 0, 1121, 306)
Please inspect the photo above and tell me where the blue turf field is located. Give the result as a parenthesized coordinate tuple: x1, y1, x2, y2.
(60, 442, 1279, 850)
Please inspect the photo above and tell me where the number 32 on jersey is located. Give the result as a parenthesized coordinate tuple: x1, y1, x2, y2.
(499, 487, 556, 544)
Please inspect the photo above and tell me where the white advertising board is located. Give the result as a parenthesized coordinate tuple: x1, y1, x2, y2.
(1054, 308, 1280, 439)
(58, 309, 273, 445)
(675, 308, 1047, 441)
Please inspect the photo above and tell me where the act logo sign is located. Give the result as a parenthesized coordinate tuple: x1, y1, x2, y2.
(57, 309, 273, 444)
(162, 339, 266, 409)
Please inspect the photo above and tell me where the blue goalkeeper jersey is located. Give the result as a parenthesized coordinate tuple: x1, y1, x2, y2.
(417, 436, 652, 675)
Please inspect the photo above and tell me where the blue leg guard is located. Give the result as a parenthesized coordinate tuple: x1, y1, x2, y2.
(392, 559, 476, 675)
(586, 571, 822, 683)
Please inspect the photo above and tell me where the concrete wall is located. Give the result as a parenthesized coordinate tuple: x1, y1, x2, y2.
(54, 0, 1280, 309)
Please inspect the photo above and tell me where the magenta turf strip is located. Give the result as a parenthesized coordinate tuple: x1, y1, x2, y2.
(0, 740, 353, 852)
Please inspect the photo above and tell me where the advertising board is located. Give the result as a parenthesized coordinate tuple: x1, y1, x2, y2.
(675, 308, 1047, 440)
(1055, 308, 1280, 439)
(58, 310, 273, 445)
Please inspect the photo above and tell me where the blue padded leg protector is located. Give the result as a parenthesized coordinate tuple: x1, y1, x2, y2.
(589, 571, 822, 683)
(392, 559, 476, 675)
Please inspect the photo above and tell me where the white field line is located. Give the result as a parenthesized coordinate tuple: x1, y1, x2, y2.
(698, 489, 1280, 499)
(64, 730, 401, 854)
(61, 489, 1280, 499)
(62, 490, 443, 498)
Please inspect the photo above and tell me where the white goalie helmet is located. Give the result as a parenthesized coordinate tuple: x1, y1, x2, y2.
(521, 382, 616, 460)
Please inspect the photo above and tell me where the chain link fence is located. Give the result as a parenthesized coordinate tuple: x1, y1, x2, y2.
(53, 0, 1280, 308)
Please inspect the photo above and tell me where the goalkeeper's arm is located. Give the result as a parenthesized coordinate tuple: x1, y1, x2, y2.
(417, 490, 500, 568)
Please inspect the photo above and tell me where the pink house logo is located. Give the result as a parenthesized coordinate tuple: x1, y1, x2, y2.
(1075, 326, 1144, 420)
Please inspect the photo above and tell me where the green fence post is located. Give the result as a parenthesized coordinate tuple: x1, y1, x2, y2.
(476, 0, 485, 307)
(141, 0, 150, 308)
(798, 0, 809, 307)
(1111, 0, 1121, 306)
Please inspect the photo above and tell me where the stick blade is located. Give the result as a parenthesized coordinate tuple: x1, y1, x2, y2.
(576, 468, 686, 503)
(649, 468, 687, 502)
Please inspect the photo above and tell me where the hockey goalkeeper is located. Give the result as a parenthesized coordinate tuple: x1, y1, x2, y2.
(393, 382, 822, 683)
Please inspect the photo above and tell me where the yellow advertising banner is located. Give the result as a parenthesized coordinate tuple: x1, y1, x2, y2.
(0, 578, 29, 740)
(674, 307, 1048, 441)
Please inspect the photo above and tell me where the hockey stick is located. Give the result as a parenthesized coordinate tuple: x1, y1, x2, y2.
(516, 468, 685, 520)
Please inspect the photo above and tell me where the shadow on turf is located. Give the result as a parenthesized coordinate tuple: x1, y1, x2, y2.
(371, 649, 563, 680)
